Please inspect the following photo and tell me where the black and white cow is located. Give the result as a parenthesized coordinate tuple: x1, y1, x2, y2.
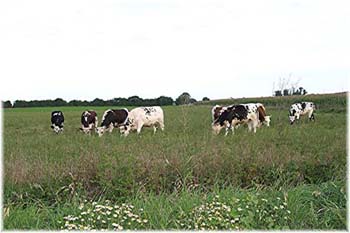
(212, 103, 271, 128)
(96, 109, 129, 137)
(289, 102, 316, 125)
(80, 110, 98, 134)
(212, 105, 259, 136)
(51, 111, 64, 133)
(119, 106, 164, 136)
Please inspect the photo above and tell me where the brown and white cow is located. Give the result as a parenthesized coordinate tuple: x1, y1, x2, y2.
(80, 110, 98, 134)
(212, 104, 259, 136)
(95, 109, 129, 137)
(242, 103, 271, 127)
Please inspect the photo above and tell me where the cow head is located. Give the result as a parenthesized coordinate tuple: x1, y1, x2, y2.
(119, 118, 133, 136)
(95, 127, 105, 137)
(212, 123, 224, 135)
(264, 116, 271, 127)
(212, 105, 224, 122)
(289, 115, 296, 125)
(289, 108, 297, 125)
(119, 125, 130, 136)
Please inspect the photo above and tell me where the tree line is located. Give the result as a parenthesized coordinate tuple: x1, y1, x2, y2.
(2, 96, 174, 108)
(2, 93, 209, 108)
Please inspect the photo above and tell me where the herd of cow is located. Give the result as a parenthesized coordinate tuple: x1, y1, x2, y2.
(50, 101, 316, 136)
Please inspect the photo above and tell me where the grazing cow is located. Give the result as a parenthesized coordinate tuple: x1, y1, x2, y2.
(289, 102, 316, 125)
(96, 109, 129, 137)
(51, 111, 64, 133)
(242, 103, 271, 127)
(212, 105, 259, 136)
(80, 110, 98, 134)
(120, 106, 164, 136)
(212, 103, 270, 127)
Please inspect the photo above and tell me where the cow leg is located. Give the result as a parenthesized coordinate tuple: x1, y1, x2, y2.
(153, 125, 157, 134)
(252, 123, 257, 133)
(225, 126, 230, 136)
(225, 123, 233, 136)
(108, 124, 114, 133)
(311, 113, 315, 121)
(253, 120, 258, 133)
(137, 123, 144, 134)
(248, 120, 257, 133)
(122, 127, 130, 137)
(309, 110, 315, 121)
(159, 121, 165, 131)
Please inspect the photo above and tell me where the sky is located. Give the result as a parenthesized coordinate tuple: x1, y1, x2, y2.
(0, 0, 349, 102)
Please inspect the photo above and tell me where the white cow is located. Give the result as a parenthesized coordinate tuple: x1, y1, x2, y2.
(120, 106, 165, 136)
(289, 102, 316, 125)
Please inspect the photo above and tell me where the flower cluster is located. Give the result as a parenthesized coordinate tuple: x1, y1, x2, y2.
(176, 194, 291, 230)
(176, 195, 242, 230)
(60, 200, 148, 230)
(233, 194, 291, 229)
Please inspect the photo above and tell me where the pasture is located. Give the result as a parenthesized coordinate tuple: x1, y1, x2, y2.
(2, 94, 347, 230)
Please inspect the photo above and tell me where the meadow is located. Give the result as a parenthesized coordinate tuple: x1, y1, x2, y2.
(2, 93, 347, 230)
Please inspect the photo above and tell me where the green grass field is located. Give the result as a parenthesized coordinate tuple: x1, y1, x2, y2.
(2, 93, 347, 230)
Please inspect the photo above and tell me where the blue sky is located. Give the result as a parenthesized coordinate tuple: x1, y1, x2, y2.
(0, 0, 349, 102)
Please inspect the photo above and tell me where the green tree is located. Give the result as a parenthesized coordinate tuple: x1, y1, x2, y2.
(2, 100, 12, 108)
(157, 96, 174, 106)
(128, 96, 143, 106)
(175, 92, 191, 105)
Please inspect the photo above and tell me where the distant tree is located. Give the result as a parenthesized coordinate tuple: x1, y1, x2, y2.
(273, 74, 306, 97)
(128, 96, 143, 106)
(283, 89, 290, 96)
(202, 97, 210, 101)
(68, 100, 88, 106)
(91, 98, 105, 106)
(189, 98, 197, 104)
(11, 95, 175, 108)
(274, 90, 282, 96)
(302, 88, 307, 95)
(2, 100, 12, 108)
(13, 100, 29, 108)
(157, 96, 174, 106)
(175, 92, 191, 105)
(53, 98, 67, 106)
(293, 87, 307, 96)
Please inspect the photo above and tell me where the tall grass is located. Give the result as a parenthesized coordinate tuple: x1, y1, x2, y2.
(2, 93, 347, 229)
(4, 107, 346, 199)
